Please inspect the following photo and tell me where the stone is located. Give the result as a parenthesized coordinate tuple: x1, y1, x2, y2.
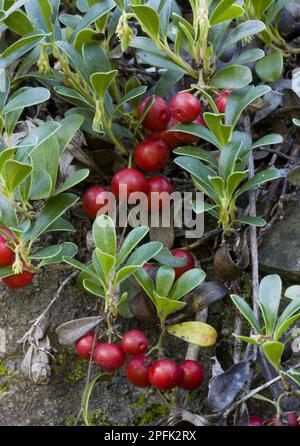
(259, 192, 300, 281)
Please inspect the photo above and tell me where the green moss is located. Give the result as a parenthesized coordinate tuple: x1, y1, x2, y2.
(64, 356, 86, 384)
(0, 384, 9, 395)
(130, 393, 147, 409)
(135, 404, 168, 425)
(65, 415, 76, 426)
(0, 362, 9, 377)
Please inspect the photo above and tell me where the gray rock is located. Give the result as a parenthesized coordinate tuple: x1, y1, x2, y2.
(259, 192, 300, 280)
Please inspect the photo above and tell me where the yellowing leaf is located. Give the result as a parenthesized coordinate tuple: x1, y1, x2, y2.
(167, 321, 217, 347)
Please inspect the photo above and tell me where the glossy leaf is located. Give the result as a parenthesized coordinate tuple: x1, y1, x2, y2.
(156, 265, 175, 297)
(167, 321, 217, 347)
(210, 65, 252, 89)
(255, 51, 283, 83)
(93, 215, 116, 257)
(231, 294, 261, 333)
(169, 268, 206, 301)
(130, 5, 160, 40)
(258, 275, 282, 335)
(262, 341, 284, 371)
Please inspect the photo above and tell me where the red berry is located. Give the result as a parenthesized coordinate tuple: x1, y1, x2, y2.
(170, 92, 201, 123)
(175, 116, 206, 144)
(0, 227, 16, 243)
(121, 330, 149, 356)
(134, 138, 170, 172)
(93, 343, 125, 372)
(265, 415, 284, 426)
(75, 331, 100, 360)
(179, 360, 204, 390)
(147, 176, 174, 212)
(82, 185, 108, 219)
(143, 263, 154, 272)
(2, 270, 33, 289)
(148, 358, 183, 390)
(215, 90, 231, 114)
(111, 168, 148, 200)
(248, 416, 264, 426)
(171, 248, 195, 279)
(0, 240, 15, 267)
(150, 118, 180, 150)
(285, 412, 299, 426)
(138, 96, 170, 131)
(125, 355, 151, 387)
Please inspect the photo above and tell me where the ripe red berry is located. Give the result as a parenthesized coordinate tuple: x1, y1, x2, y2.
(148, 358, 183, 390)
(171, 248, 195, 279)
(121, 330, 149, 356)
(111, 168, 148, 200)
(0, 240, 15, 267)
(265, 415, 284, 426)
(143, 263, 154, 272)
(285, 412, 299, 426)
(93, 343, 125, 372)
(179, 360, 204, 390)
(2, 270, 33, 289)
(248, 416, 264, 426)
(134, 138, 170, 172)
(215, 90, 231, 113)
(147, 176, 174, 212)
(125, 355, 151, 387)
(75, 331, 100, 360)
(150, 118, 180, 150)
(82, 185, 108, 219)
(170, 92, 201, 123)
(175, 116, 206, 144)
(0, 227, 16, 243)
(138, 96, 170, 131)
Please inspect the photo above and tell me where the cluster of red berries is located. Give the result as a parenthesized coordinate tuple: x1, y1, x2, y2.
(82, 90, 231, 220)
(0, 227, 33, 289)
(75, 329, 204, 391)
(248, 412, 299, 426)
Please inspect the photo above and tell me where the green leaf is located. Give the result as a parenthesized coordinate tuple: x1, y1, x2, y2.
(219, 141, 242, 181)
(116, 226, 149, 268)
(90, 70, 117, 102)
(1, 87, 50, 115)
(173, 146, 218, 168)
(225, 85, 271, 127)
(63, 256, 97, 279)
(285, 285, 300, 300)
(39, 242, 78, 266)
(167, 321, 217, 347)
(153, 248, 188, 268)
(3, 10, 34, 36)
(210, 0, 244, 26)
(209, 176, 224, 198)
(234, 169, 281, 199)
(274, 314, 300, 342)
(169, 268, 206, 301)
(54, 85, 91, 108)
(0, 148, 15, 175)
(0, 266, 14, 279)
(45, 217, 75, 233)
(54, 169, 89, 195)
(284, 369, 300, 389)
(218, 20, 265, 57)
(252, 0, 273, 18)
(136, 49, 186, 73)
(113, 86, 147, 113)
(134, 268, 155, 301)
(231, 294, 261, 333)
(251, 134, 283, 150)
(3, 160, 32, 194)
(236, 216, 266, 227)
(113, 265, 142, 289)
(130, 5, 159, 40)
(126, 241, 163, 266)
(265, 0, 292, 25)
(93, 215, 116, 257)
(170, 123, 220, 148)
(96, 248, 115, 282)
(274, 299, 300, 338)
(154, 293, 186, 320)
(233, 335, 260, 346)
(258, 275, 282, 335)
(154, 70, 184, 97)
(37, 0, 54, 33)
(255, 51, 283, 83)
(233, 48, 265, 65)
(55, 114, 85, 154)
(227, 171, 247, 198)
(156, 265, 175, 297)
(262, 341, 284, 371)
(30, 245, 62, 260)
(203, 113, 233, 147)
(83, 279, 105, 298)
(0, 29, 48, 69)
(28, 193, 79, 242)
(210, 65, 252, 89)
